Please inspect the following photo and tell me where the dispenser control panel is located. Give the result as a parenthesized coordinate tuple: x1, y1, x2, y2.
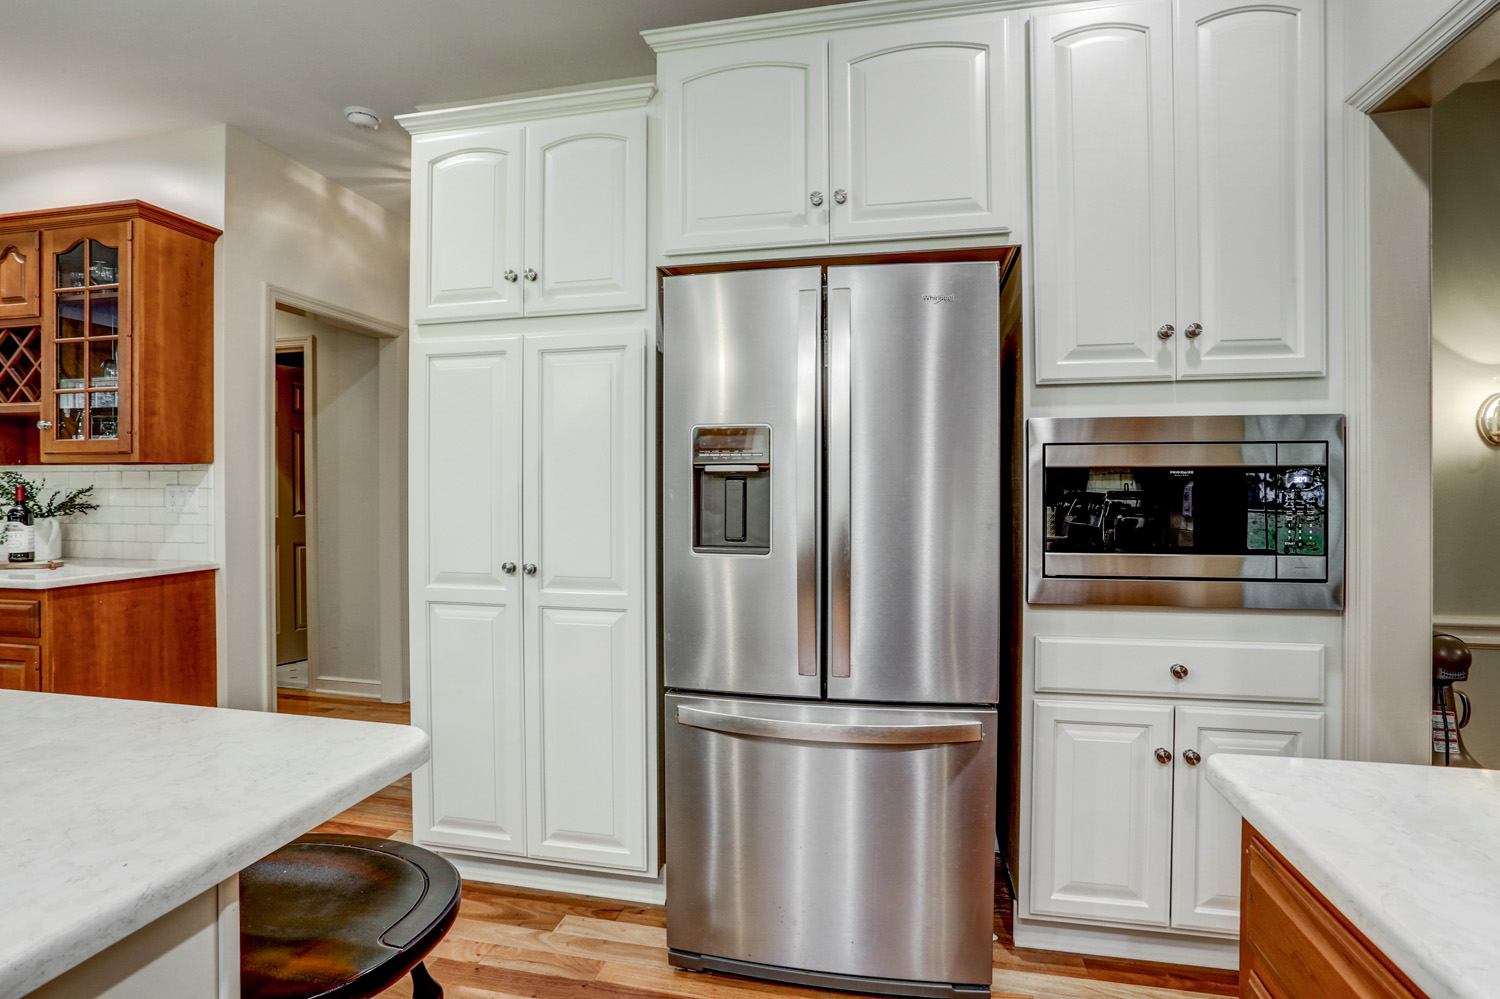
(693, 425, 771, 555)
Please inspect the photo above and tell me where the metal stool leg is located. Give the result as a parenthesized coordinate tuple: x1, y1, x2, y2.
(411, 961, 443, 999)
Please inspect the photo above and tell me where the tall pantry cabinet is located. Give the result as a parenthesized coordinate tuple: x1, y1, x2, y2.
(398, 83, 658, 894)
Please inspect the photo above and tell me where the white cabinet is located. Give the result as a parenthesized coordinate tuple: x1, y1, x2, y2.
(1030, 696, 1324, 935)
(1031, 0, 1324, 383)
(408, 104, 647, 322)
(653, 12, 1021, 254)
(410, 329, 651, 874)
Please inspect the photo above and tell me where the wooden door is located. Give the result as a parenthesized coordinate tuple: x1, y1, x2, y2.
(1171, 705, 1323, 934)
(410, 125, 526, 322)
(411, 343, 527, 857)
(1029, 698, 1174, 926)
(521, 329, 647, 871)
(1174, 0, 1325, 379)
(524, 111, 646, 317)
(274, 362, 308, 664)
(0, 230, 41, 321)
(1031, 3, 1177, 383)
(0, 641, 40, 691)
(660, 35, 829, 254)
(40, 222, 133, 456)
(829, 13, 1018, 242)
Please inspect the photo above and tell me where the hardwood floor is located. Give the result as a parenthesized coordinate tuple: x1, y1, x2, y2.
(282, 691, 1239, 999)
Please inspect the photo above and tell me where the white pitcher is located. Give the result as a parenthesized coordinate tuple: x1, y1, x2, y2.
(34, 519, 62, 561)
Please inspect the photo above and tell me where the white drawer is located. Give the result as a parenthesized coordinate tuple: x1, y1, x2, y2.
(1034, 636, 1324, 703)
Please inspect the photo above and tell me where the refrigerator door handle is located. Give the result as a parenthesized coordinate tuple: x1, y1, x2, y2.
(827, 285, 852, 679)
(796, 285, 820, 677)
(675, 705, 983, 745)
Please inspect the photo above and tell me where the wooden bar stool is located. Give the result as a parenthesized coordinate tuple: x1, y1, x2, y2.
(240, 834, 461, 999)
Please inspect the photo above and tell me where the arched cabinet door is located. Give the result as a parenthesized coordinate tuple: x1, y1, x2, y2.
(0, 230, 41, 321)
(829, 13, 1021, 243)
(411, 125, 525, 323)
(660, 36, 829, 254)
(524, 112, 646, 317)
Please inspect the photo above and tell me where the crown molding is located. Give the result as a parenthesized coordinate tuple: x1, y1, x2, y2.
(0, 200, 221, 242)
(641, 0, 1064, 52)
(397, 82, 656, 134)
(1347, 0, 1500, 113)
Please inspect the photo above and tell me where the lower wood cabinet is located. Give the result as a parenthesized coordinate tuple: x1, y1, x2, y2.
(0, 571, 216, 703)
(1030, 698, 1322, 933)
(410, 328, 653, 876)
(1242, 826, 1429, 999)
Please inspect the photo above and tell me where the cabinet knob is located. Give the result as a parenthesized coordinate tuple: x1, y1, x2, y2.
(503, 269, 518, 283)
(35, 420, 51, 430)
(1183, 749, 1202, 767)
(810, 191, 824, 207)
(523, 562, 538, 576)
(1157, 324, 1175, 340)
(1170, 663, 1189, 679)
(501, 561, 517, 575)
(1185, 323, 1203, 340)
(833, 189, 848, 205)
(1154, 747, 1172, 765)
(523, 268, 538, 282)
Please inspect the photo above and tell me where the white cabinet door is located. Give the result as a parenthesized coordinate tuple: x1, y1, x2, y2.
(1031, 3, 1177, 383)
(1174, 0, 1324, 379)
(411, 126, 525, 322)
(830, 13, 1017, 242)
(524, 112, 646, 317)
(1030, 699, 1174, 926)
(1170, 705, 1323, 933)
(521, 330, 648, 871)
(660, 36, 829, 254)
(412, 346, 527, 855)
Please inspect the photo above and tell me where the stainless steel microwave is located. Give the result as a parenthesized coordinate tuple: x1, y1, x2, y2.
(1028, 415, 1344, 610)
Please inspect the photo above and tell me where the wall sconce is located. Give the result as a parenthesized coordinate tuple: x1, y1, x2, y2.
(1479, 393, 1500, 446)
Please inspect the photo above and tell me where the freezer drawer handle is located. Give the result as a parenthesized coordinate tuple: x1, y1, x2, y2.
(676, 705, 983, 745)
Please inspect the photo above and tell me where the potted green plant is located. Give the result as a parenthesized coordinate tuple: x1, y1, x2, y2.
(0, 473, 101, 561)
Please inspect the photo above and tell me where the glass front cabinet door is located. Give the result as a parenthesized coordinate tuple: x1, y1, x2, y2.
(41, 223, 131, 455)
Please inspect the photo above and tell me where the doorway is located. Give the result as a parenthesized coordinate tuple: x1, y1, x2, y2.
(271, 302, 408, 704)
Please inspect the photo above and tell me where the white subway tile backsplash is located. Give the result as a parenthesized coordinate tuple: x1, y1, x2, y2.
(7, 465, 215, 562)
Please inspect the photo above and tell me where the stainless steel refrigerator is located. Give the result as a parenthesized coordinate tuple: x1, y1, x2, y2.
(662, 262, 1001, 999)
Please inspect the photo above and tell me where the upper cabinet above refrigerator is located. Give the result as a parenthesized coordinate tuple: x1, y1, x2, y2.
(1031, 0, 1325, 384)
(648, 12, 1024, 255)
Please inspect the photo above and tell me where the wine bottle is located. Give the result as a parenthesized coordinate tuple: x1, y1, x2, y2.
(6, 486, 33, 563)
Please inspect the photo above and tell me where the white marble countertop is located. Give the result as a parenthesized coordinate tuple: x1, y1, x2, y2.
(1207, 755, 1500, 999)
(0, 557, 219, 590)
(0, 691, 430, 999)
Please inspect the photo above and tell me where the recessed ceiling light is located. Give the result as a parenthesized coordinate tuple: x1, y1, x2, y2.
(343, 106, 382, 132)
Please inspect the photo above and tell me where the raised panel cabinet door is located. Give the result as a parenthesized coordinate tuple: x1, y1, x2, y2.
(411, 125, 525, 322)
(0, 230, 41, 321)
(660, 36, 829, 254)
(1174, 0, 1325, 379)
(522, 329, 647, 871)
(830, 13, 1018, 242)
(0, 642, 40, 691)
(1031, 3, 1177, 383)
(1030, 699, 1174, 926)
(1170, 705, 1324, 934)
(524, 111, 646, 317)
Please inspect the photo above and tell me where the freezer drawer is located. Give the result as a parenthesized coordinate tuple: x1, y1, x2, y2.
(665, 693, 998, 993)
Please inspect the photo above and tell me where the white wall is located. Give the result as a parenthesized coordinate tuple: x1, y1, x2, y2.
(222, 127, 408, 711)
(1342, 0, 1464, 97)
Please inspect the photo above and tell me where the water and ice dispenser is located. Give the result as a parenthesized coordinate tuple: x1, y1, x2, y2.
(692, 425, 771, 555)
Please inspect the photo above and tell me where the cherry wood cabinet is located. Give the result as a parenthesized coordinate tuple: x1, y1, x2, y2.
(0, 571, 216, 705)
(1241, 825, 1429, 999)
(0, 201, 218, 464)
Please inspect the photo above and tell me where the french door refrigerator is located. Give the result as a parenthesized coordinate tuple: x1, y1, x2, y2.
(662, 262, 1001, 999)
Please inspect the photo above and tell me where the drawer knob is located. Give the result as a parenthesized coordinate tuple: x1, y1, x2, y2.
(1154, 747, 1172, 765)
(1170, 663, 1189, 679)
(1183, 749, 1202, 767)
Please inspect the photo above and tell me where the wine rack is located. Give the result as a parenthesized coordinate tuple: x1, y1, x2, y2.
(0, 326, 41, 410)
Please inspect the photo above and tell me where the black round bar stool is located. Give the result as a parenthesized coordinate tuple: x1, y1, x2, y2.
(240, 834, 461, 999)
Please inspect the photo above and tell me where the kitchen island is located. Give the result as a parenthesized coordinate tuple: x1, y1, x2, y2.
(1207, 754, 1500, 999)
(0, 690, 429, 999)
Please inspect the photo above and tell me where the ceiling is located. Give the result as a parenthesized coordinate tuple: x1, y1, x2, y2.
(0, 0, 850, 217)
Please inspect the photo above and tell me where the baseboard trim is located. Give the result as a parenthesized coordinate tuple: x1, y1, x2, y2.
(1011, 917, 1239, 971)
(312, 676, 382, 699)
(439, 850, 667, 905)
